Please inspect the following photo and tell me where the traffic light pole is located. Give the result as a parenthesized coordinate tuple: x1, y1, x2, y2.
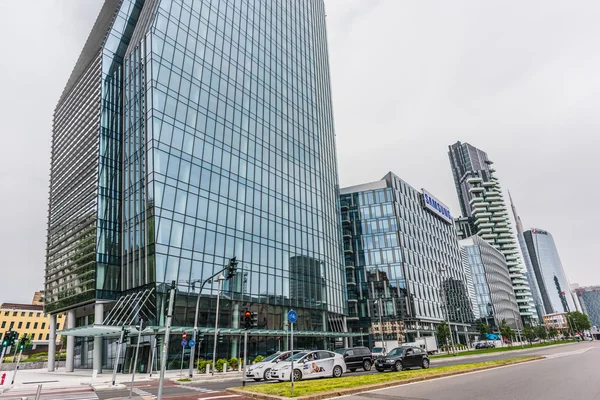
(112, 328, 126, 386)
(158, 281, 176, 400)
(189, 259, 237, 378)
(0, 346, 7, 369)
(211, 275, 225, 376)
(242, 330, 248, 387)
(10, 349, 23, 386)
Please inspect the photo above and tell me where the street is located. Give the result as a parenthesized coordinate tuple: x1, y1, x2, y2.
(344, 341, 600, 400)
(0, 341, 595, 399)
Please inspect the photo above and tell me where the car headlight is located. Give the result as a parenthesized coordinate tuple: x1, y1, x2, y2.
(385, 359, 394, 363)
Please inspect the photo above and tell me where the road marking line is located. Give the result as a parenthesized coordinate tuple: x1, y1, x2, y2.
(197, 395, 240, 399)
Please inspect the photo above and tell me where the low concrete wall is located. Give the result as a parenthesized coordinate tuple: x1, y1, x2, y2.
(0, 361, 66, 371)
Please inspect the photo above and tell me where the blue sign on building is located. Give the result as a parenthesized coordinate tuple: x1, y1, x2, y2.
(422, 189, 453, 224)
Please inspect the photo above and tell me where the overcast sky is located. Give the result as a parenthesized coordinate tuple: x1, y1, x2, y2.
(0, 1, 598, 304)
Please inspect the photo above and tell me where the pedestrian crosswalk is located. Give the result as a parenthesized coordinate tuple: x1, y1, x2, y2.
(132, 386, 156, 398)
(0, 388, 98, 400)
(176, 385, 216, 393)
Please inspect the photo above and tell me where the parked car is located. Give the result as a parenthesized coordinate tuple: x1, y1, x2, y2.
(475, 341, 495, 349)
(371, 346, 386, 358)
(334, 347, 372, 372)
(374, 346, 430, 372)
(270, 350, 346, 381)
(245, 350, 303, 381)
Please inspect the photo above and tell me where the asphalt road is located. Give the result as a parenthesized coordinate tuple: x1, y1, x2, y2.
(189, 341, 588, 392)
(343, 341, 600, 400)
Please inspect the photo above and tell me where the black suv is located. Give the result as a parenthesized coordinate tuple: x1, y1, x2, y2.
(334, 347, 373, 372)
(374, 346, 430, 372)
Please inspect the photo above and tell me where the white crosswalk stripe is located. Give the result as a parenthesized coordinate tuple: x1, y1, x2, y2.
(0, 391, 98, 400)
(132, 386, 156, 398)
(177, 385, 216, 393)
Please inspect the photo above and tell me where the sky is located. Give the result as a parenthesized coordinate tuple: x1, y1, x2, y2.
(0, 0, 598, 304)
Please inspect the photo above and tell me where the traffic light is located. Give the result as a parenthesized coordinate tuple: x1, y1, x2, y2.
(18, 335, 27, 351)
(243, 310, 252, 330)
(2, 331, 11, 347)
(217, 333, 224, 344)
(251, 311, 258, 328)
(226, 257, 238, 280)
(11, 331, 18, 346)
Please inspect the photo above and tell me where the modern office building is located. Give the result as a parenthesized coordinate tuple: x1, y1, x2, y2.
(573, 286, 600, 328)
(46, 0, 347, 372)
(522, 228, 575, 314)
(509, 192, 546, 321)
(459, 235, 522, 331)
(448, 141, 536, 323)
(340, 172, 475, 347)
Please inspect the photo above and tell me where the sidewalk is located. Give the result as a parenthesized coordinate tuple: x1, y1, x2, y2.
(0, 365, 243, 393)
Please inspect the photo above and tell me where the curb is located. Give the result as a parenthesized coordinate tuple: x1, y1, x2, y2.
(430, 341, 576, 361)
(226, 357, 543, 400)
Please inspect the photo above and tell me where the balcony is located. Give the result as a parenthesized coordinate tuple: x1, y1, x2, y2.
(341, 214, 351, 224)
(467, 177, 483, 184)
(470, 187, 485, 193)
(340, 200, 350, 211)
(344, 243, 354, 254)
(347, 292, 358, 302)
(345, 258, 355, 267)
(346, 272, 356, 285)
(343, 228, 353, 238)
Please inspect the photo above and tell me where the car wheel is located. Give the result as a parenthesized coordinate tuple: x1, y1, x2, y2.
(332, 365, 343, 378)
(422, 358, 430, 369)
(376, 368, 385, 372)
(363, 359, 372, 371)
(293, 369, 302, 381)
(349, 368, 356, 372)
(394, 361, 403, 372)
(264, 368, 272, 380)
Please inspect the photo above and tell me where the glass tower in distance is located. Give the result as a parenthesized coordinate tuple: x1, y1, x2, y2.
(46, 0, 345, 370)
(448, 141, 537, 324)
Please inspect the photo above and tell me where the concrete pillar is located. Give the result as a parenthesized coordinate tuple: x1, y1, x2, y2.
(93, 303, 104, 373)
(343, 316, 349, 348)
(48, 314, 56, 372)
(66, 309, 76, 372)
(231, 303, 239, 359)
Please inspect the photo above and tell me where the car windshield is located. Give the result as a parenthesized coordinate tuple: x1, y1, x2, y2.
(289, 352, 309, 361)
(372, 347, 384, 353)
(387, 347, 410, 356)
(262, 353, 282, 362)
(334, 349, 345, 355)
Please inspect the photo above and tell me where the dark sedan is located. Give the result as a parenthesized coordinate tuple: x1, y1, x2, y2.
(374, 346, 430, 372)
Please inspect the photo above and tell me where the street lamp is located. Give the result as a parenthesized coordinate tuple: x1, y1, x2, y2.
(373, 299, 384, 353)
(211, 274, 226, 375)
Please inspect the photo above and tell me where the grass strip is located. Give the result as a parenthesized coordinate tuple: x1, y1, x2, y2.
(431, 339, 575, 358)
(231, 356, 540, 398)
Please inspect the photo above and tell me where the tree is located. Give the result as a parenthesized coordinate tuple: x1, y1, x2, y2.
(566, 311, 592, 332)
(548, 327, 559, 339)
(535, 325, 548, 341)
(499, 319, 514, 346)
(437, 321, 451, 352)
(477, 321, 490, 337)
(523, 324, 536, 344)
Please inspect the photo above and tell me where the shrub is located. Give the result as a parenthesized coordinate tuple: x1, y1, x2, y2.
(229, 357, 239, 370)
(215, 358, 228, 372)
(253, 355, 265, 364)
(196, 359, 212, 372)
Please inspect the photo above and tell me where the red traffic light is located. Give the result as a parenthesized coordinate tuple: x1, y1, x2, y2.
(244, 311, 251, 318)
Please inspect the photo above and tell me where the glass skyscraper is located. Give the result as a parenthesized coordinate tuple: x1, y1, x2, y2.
(46, 0, 345, 372)
(523, 228, 575, 314)
(340, 172, 475, 347)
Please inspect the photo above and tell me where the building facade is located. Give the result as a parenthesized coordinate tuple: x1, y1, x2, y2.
(340, 172, 475, 347)
(543, 312, 569, 332)
(574, 286, 600, 329)
(522, 228, 575, 314)
(459, 235, 522, 330)
(0, 303, 66, 347)
(46, 0, 346, 372)
(448, 141, 536, 323)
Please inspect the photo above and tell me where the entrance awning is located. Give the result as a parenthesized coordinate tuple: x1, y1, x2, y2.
(58, 325, 363, 338)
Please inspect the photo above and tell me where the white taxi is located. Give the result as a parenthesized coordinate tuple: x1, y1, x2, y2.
(269, 350, 346, 381)
(245, 351, 302, 381)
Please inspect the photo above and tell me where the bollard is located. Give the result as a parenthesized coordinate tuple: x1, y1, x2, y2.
(224, 363, 227, 373)
(0, 373, 5, 386)
(34, 384, 42, 400)
(205, 364, 210, 375)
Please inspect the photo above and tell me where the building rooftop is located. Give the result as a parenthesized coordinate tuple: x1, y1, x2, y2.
(0, 303, 44, 312)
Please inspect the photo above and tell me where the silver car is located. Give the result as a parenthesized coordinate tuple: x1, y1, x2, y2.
(245, 351, 302, 381)
(270, 350, 346, 381)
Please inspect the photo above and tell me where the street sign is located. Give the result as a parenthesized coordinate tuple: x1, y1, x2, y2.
(188, 340, 195, 347)
(288, 310, 297, 324)
(182, 331, 187, 340)
(181, 339, 188, 347)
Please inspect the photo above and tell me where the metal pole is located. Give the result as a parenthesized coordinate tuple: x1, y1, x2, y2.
(290, 322, 294, 395)
(10, 349, 23, 385)
(180, 344, 185, 377)
(158, 281, 177, 400)
(149, 335, 156, 378)
(112, 328, 126, 386)
(242, 330, 248, 387)
(189, 283, 202, 378)
(0, 347, 7, 370)
(34, 383, 42, 400)
(441, 281, 456, 356)
(129, 319, 143, 399)
(377, 300, 384, 353)
(211, 276, 224, 376)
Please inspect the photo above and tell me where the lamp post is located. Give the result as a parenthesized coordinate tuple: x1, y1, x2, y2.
(438, 268, 456, 356)
(374, 299, 384, 353)
(211, 275, 226, 375)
